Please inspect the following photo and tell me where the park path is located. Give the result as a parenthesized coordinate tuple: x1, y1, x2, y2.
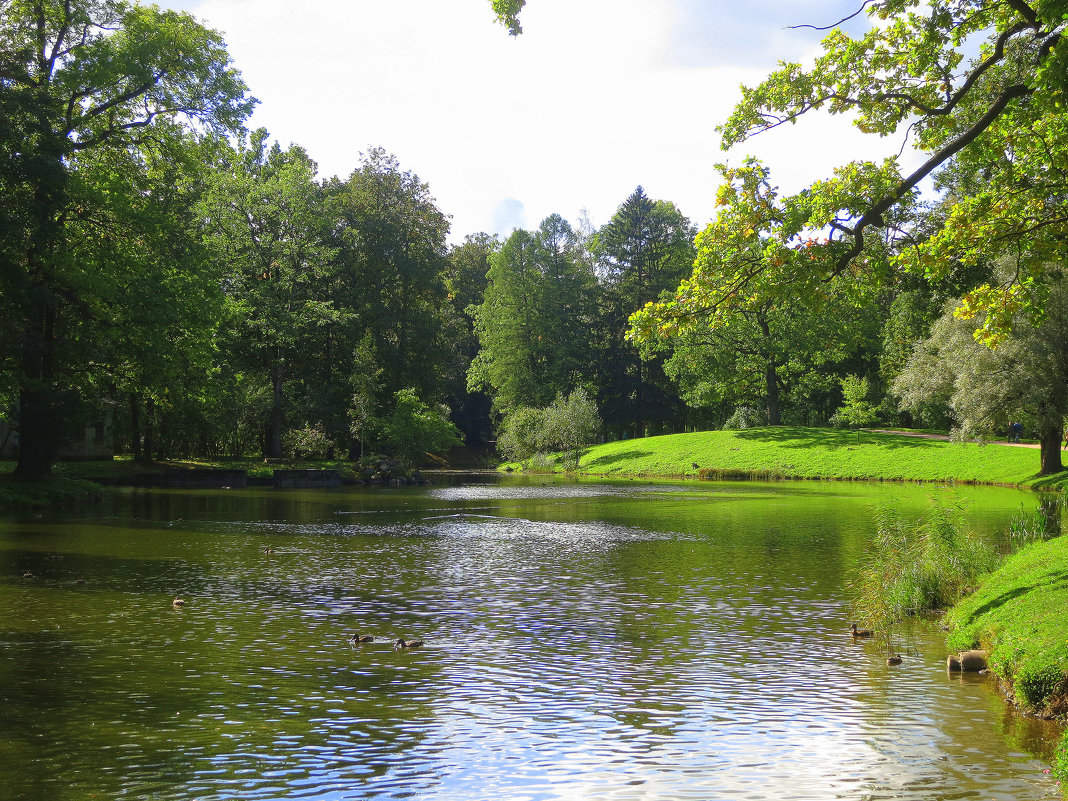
(863, 429, 1041, 449)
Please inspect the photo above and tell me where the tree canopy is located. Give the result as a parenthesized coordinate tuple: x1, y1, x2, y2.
(621, 0, 1068, 349)
(1, 0, 253, 477)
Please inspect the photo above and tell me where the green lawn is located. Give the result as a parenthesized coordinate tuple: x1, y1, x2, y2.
(512, 427, 1064, 487)
(943, 535, 1068, 779)
(946, 534, 1068, 711)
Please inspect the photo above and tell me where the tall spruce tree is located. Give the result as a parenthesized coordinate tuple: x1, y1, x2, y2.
(593, 187, 695, 437)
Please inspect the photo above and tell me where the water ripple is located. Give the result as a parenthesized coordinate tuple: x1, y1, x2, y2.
(0, 480, 1057, 800)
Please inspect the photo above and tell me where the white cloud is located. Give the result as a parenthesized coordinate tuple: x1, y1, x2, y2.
(168, 0, 916, 241)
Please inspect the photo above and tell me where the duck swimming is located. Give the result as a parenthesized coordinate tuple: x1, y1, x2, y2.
(350, 634, 374, 644)
(172, 597, 185, 607)
(886, 654, 903, 666)
(850, 623, 874, 638)
(394, 638, 424, 649)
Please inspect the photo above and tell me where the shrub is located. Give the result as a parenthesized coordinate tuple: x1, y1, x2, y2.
(381, 388, 463, 467)
(851, 504, 999, 633)
(1054, 731, 1068, 783)
(497, 388, 601, 466)
(538, 387, 600, 463)
(722, 406, 763, 430)
(497, 406, 543, 462)
(282, 423, 338, 460)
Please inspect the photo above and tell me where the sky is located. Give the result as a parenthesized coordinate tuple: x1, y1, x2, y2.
(156, 0, 916, 243)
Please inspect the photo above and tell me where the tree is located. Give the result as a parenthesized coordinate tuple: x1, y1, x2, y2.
(538, 387, 601, 465)
(328, 149, 453, 408)
(835, 374, 879, 437)
(893, 278, 1068, 475)
(592, 187, 696, 437)
(199, 130, 336, 458)
(468, 215, 596, 416)
(495, 387, 601, 465)
(1, 0, 253, 477)
(380, 388, 462, 468)
(654, 291, 877, 426)
(543, 0, 1068, 352)
(491, 0, 526, 35)
(444, 233, 498, 446)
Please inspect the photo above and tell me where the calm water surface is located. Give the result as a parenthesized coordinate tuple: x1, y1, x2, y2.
(0, 476, 1063, 800)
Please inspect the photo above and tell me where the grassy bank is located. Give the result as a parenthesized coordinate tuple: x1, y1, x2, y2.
(509, 427, 1063, 488)
(944, 535, 1068, 778)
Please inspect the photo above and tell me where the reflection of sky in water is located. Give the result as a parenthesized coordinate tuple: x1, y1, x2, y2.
(0, 480, 1056, 801)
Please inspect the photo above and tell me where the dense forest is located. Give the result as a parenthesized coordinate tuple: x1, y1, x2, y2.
(5, 0, 1068, 478)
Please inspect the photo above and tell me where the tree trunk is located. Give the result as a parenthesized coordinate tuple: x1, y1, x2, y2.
(144, 398, 155, 463)
(634, 357, 645, 439)
(14, 306, 58, 480)
(130, 393, 143, 461)
(266, 367, 283, 458)
(765, 362, 781, 426)
(758, 314, 781, 426)
(1039, 422, 1064, 475)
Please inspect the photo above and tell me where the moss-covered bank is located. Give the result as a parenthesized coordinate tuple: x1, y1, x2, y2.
(944, 535, 1068, 779)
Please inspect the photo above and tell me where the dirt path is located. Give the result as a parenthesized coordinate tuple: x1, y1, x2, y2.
(863, 428, 1042, 449)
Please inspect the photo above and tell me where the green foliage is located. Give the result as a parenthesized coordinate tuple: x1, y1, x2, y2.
(282, 423, 338, 460)
(1055, 731, 1068, 784)
(328, 148, 453, 405)
(592, 187, 696, 437)
(627, 0, 1068, 348)
(491, 0, 526, 34)
(496, 406, 544, 462)
(894, 276, 1068, 473)
(850, 505, 998, 633)
(0, 0, 252, 477)
(381, 388, 463, 467)
(538, 387, 602, 465)
(722, 406, 764, 430)
(834, 375, 879, 430)
(496, 388, 601, 466)
(468, 215, 596, 415)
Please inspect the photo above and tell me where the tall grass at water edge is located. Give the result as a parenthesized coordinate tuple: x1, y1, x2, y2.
(853, 501, 1068, 782)
(850, 504, 999, 638)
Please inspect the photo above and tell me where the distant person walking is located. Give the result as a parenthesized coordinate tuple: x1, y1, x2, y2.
(1009, 421, 1023, 443)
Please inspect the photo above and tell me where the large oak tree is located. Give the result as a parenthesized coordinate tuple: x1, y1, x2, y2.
(1, 0, 252, 477)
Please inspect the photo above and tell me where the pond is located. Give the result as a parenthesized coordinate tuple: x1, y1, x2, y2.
(0, 476, 1063, 800)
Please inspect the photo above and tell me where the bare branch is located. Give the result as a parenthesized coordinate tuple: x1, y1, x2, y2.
(788, 0, 876, 31)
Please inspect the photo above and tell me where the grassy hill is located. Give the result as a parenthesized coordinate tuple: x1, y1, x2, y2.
(511, 427, 1065, 488)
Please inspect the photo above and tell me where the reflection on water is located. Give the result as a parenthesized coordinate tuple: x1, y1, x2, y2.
(0, 477, 1061, 800)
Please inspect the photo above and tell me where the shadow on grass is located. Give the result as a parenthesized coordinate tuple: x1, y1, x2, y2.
(954, 571, 1068, 628)
(583, 450, 655, 469)
(1028, 471, 1068, 489)
(732, 427, 946, 450)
